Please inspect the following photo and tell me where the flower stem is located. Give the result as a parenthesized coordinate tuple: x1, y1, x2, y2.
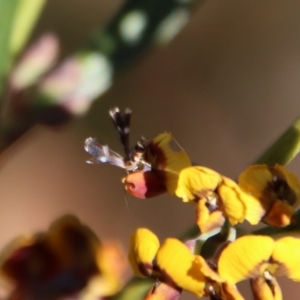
(256, 116, 300, 166)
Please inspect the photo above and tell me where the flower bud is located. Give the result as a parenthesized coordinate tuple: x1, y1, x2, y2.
(123, 170, 167, 199)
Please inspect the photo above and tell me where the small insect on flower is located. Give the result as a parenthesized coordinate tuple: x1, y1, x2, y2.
(85, 107, 174, 198)
(84, 107, 151, 173)
(85, 108, 191, 198)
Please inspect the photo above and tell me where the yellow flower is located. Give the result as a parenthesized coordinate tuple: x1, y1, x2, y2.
(46, 214, 99, 272)
(196, 198, 225, 233)
(218, 235, 300, 300)
(238, 164, 300, 227)
(218, 176, 264, 226)
(156, 239, 224, 297)
(144, 132, 192, 195)
(128, 228, 223, 298)
(0, 215, 125, 300)
(128, 228, 160, 277)
(175, 166, 264, 232)
(79, 241, 128, 299)
(123, 133, 191, 198)
(218, 236, 274, 284)
(175, 166, 222, 202)
(156, 238, 207, 297)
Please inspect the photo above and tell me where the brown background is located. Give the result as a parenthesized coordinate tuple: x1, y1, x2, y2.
(1, 0, 300, 299)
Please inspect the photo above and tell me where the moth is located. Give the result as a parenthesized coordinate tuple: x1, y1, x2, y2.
(84, 107, 191, 198)
(84, 107, 151, 173)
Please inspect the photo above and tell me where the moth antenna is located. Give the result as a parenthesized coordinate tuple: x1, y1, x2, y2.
(123, 189, 130, 211)
(109, 107, 132, 160)
(172, 136, 185, 151)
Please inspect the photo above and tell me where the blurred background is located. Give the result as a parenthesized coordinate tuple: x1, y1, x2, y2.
(1, 0, 300, 298)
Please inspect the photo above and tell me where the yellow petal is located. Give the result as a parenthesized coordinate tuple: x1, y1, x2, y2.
(194, 255, 224, 283)
(46, 215, 99, 270)
(219, 176, 265, 225)
(273, 164, 300, 208)
(263, 200, 295, 227)
(128, 228, 160, 277)
(145, 133, 191, 195)
(217, 177, 246, 224)
(196, 199, 225, 233)
(79, 274, 119, 300)
(251, 276, 282, 300)
(242, 193, 265, 226)
(238, 165, 272, 200)
(272, 237, 300, 281)
(239, 164, 300, 214)
(218, 236, 274, 284)
(91, 242, 127, 296)
(175, 166, 222, 202)
(156, 238, 206, 297)
(219, 283, 246, 300)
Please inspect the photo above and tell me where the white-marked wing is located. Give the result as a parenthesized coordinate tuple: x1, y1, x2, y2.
(84, 137, 126, 169)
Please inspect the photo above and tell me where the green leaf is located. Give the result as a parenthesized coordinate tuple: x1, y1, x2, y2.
(256, 116, 300, 166)
(112, 277, 154, 300)
(0, 0, 20, 94)
(0, 0, 46, 96)
(9, 0, 46, 58)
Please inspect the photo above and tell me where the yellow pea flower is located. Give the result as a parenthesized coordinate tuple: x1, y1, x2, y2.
(79, 241, 128, 299)
(128, 228, 160, 277)
(196, 198, 225, 233)
(175, 166, 222, 202)
(0, 215, 108, 300)
(156, 238, 208, 297)
(123, 132, 191, 198)
(46, 214, 99, 271)
(128, 228, 223, 298)
(218, 176, 264, 226)
(218, 235, 300, 300)
(238, 164, 300, 227)
(175, 166, 264, 232)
